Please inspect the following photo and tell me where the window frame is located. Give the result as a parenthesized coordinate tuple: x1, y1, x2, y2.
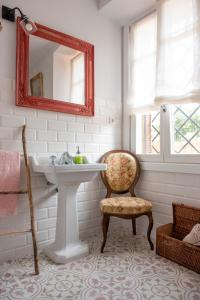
(130, 112, 164, 162)
(163, 105, 200, 164)
(130, 105, 200, 165)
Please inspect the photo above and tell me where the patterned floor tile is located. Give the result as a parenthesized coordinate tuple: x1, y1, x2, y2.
(0, 231, 200, 300)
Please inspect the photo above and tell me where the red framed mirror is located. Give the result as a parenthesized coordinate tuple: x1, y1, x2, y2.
(16, 18, 94, 116)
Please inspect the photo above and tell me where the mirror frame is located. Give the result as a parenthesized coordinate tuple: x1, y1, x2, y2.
(16, 18, 94, 116)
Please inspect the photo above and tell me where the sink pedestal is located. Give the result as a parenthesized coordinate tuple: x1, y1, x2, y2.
(31, 157, 107, 264)
(44, 184, 89, 263)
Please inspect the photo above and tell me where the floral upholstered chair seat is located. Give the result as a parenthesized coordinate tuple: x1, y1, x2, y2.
(100, 197, 152, 215)
(100, 150, 154, 253)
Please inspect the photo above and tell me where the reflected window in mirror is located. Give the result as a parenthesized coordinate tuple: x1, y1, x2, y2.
(29, 35, 85, 105)
(71, 53, 84, 104)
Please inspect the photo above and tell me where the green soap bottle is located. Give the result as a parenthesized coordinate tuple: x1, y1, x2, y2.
(74, 146, 83, 164)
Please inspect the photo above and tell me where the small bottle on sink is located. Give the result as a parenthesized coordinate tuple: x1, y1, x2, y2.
(73, 146, 83, 164)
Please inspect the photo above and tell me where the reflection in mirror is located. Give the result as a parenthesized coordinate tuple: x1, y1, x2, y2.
(29, 35, 85, 105)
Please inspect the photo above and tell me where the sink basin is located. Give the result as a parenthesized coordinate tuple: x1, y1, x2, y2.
(31, 157, 106, 185)
(31, 156, 107, 263)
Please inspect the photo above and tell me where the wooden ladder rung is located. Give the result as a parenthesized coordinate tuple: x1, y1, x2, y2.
(0, 190, 28, 195)
(0, 229, 31, 237)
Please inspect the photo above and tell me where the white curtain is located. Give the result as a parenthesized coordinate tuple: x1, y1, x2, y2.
(128, 0, 200, 112)
(155, 0, 200, 106)
(129, 12, 157, 112)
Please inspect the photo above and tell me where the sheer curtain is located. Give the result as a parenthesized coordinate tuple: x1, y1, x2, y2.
(128, 0, 200, 112)
(129, 12, 157, 112)
(155, 0, 200, 106)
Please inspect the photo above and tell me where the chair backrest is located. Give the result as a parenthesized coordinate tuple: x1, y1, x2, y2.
(100, 150, 140, 197)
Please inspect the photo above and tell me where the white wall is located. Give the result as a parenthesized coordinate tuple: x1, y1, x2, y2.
(30, 50, 53, 99)
(0, 0, 122, 261)
(135, 170, 200, 239)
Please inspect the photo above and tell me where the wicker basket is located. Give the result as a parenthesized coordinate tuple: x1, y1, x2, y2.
(156, 203, 200, 273)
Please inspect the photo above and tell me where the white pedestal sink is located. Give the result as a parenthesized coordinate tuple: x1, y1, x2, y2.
(31, 157, 107, 263)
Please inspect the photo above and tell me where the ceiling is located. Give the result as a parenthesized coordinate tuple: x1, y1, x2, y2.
(98, 0, 156, 26)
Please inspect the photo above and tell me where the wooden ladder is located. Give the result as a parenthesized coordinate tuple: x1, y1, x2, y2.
(0, 125, 39, 275)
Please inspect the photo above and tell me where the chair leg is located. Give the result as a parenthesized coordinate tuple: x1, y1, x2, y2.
(101, 214, 110, 253)
(147, 212, 154, 250)
(132, 218, 136, 235)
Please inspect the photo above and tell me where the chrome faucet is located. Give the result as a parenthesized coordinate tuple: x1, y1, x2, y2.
(49, 155, 57, 166)
(58, 152, 74, 165)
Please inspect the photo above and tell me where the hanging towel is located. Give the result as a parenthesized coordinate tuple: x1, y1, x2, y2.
(0, 151, 20, 217)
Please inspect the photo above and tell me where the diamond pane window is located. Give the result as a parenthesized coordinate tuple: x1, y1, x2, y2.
(172, 104, 200, 154)
(136, 111, 160, 154)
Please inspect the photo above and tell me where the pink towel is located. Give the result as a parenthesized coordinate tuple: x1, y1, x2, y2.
(0, 151, 20, 217)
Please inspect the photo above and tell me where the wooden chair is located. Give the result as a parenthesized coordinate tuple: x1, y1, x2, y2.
(100, 150, 154, 253)
(0, 125, 39, 275)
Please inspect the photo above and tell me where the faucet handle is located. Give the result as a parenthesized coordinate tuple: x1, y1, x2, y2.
(50, 155, 57, 165)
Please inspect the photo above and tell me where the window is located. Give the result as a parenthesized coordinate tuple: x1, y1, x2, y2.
(172, 103, 200, 154)
(133, 104, 200, 163)
(135, 111, 160, 155)
(129, 0, 200, 164)
(70, 53, 85, 104)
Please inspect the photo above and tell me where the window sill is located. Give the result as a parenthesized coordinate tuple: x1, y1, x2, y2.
(140, 162, 200, 175)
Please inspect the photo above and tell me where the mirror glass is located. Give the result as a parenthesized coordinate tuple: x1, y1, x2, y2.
(29, 35, 85, 105)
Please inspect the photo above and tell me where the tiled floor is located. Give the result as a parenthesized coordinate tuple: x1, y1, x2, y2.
(0, 231, 200, 299)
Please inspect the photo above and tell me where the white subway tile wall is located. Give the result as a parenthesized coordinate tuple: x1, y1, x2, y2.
(134, 171, 200, 239)
(0, 77, 122, 262)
